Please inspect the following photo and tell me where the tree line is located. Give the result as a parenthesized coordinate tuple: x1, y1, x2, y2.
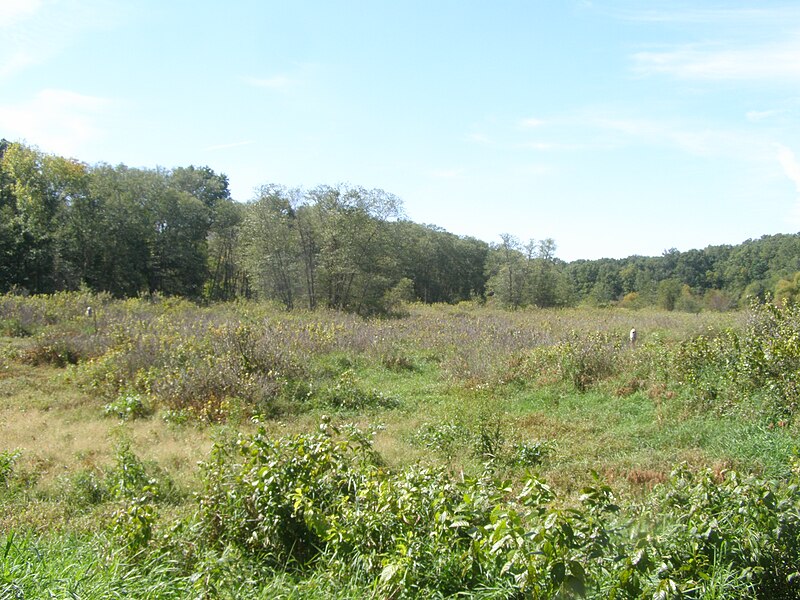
(2, 139, 799, 312)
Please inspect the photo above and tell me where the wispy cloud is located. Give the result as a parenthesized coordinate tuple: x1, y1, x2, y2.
(777, 144, 800, 225)
(0, 0, 43, 28)
(517, 141, 593, 152)
(204, 140, 256, 152)
(244, 75, 296, 90)
(519, 117, 546, 128)
(466, 133, 492, 144)
(608, 5, 800, 24)
(430, 168, 464, 179)
(517, 163, 554, 176)
(515, 109, 777, 165)
(747, 109, 785, 122)
(632, 39, 800, 81)
(0, 89, 111, 156)
(587, 114, 771, 160)
(777, 144, 800, 193)
(0, 0, 126, 79)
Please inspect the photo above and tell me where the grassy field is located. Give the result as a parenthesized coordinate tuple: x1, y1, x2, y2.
(1, 293, 799, 598)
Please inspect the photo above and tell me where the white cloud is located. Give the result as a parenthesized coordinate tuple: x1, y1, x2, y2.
(0, 0, 43, 28)
(466, 133, 491, 144)
(582, 114, 772, 161)
(776, 144, 800, 226)
(244, 75, 296, 90)
(0, 0, 125, 79)
(204, 140, 256, 152)
(0, 89, 110, 156)
(747, 109, 784, 122)
(632, 39, 800, 81)
(517, 141, 586, 151)
(430, 168, 464, 179)
(777, 144, 800, 194)
(613, 7, 800, 24)
(518, 163, 554, 176)
(519, 117, 546, 128)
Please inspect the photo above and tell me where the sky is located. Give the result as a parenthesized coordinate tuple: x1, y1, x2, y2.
(2, 0, 800, 261)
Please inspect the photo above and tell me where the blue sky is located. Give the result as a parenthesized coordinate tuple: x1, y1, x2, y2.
(2, 1, 800, 261)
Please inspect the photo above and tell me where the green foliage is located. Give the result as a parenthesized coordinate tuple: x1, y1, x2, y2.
(193, 421, 635, 597)
(0, 531, 194, 598)
(103, 391, 151, 421)
(0, 318, 31, 337)
(197, 419, 380, 565)
(411, 417, 552, 469)
(0, 449, 21, 487)
(411, 421, 472, 459)
(638, 462, 800, 598)
(66, 469, 108, 506)
(316, 369, 399, 410)
(111, 491, 158, 553)
(557, 331, 622, 391)
(774, 271, 800, 305)
(5, 295, 800, 596)
(515, 330, 626, 392)
(674, 299, 800, 420)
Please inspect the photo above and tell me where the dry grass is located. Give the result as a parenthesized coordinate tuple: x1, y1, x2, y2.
(0, 360, 213, 507)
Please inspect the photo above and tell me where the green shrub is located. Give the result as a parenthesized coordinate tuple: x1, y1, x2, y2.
(194, 421, 622, 597)
(0, 318, 31, 337)
(316, 369, 399, 411)
(198, 419, 380, 566)
(636, 462, 800, 598)
(111, 491, 158, 554)
(411, 421, 471, 459)
(66, 469, 108, 506)
(103, 391, 151, 421)
(673, 299, 800, 420)
(511, 440, 552, 468)
(557, 331, 622, 391)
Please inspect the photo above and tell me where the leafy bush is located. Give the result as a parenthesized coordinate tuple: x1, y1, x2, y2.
(316, 369, 399, 410)
(412, 418, 552, 469)
(511, 440, 552, 468)
(194, 421, 622, 597)
(636, 462, 800, 598)
(557, 331, 622, 391)
(411, 421, 471, 459)
(674, 299, 800, 420)
(197, 419, 380, 565)
(111, 491, 158, 554)
(0, 318, 31, 337)
(66, 469, 108, 506)
(103, 391, 151, 421)
(21, 331, 83, 366)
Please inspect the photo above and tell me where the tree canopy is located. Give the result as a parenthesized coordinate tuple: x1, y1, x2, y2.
(2, 140, 798, 312)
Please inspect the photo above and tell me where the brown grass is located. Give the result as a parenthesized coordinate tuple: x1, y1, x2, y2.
(0, 362, 212, 499)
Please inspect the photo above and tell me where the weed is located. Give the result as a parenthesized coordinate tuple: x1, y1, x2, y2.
(103, 391, 151, 421)
(0, 449, 21, 487)
(66, 469, 108, 505)
(511, 440, 552, 468)
(411, 421, 471, 459)
(317, 369, 399, 411)
(0, 318, 31, 338)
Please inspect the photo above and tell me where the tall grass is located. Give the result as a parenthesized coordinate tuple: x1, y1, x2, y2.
(3, 292, 800, 597)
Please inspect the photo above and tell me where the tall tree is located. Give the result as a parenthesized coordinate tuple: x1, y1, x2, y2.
(241, 185, 302, 309)
(486, 234, 525, 308)
(307, 185, 403, 313)
(1, 143, 92, 292)
(0, 139, 25, 291)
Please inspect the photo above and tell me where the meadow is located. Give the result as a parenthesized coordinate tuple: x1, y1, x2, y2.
(1, 292, 799, 598)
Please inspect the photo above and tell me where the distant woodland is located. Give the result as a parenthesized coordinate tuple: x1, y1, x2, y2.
(2, 139, 800, 313)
